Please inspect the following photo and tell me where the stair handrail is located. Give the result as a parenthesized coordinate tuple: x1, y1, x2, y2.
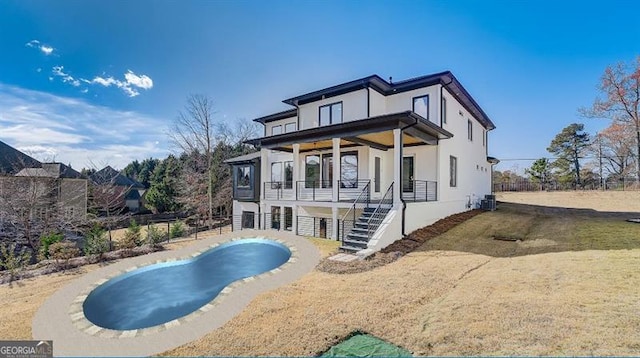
(340, 180, 370, 222)
(366, 182, 394, 239)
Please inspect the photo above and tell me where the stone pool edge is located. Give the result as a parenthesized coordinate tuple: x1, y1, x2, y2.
(32, 230, 320, 357)
(68, 236, 299, 338)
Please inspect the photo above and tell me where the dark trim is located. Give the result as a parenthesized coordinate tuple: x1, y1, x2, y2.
(271, 147, 293, 153)
(339, 151, 359, 184)
(441, 93, 447, 126)
(411, 94, 429, 121)
(403, 142, 433, 148)
(319, 101, 343, 126)
(404, 126, 438, 145)
(253, 108, 297, 124)
(284, 122, 297, 133)
(271, 124, 283, 136)
(343, 136, 388, 151)
(298, 143, 360, 153)
(366, 87, 370, 117)
(245, 111, 453, 149)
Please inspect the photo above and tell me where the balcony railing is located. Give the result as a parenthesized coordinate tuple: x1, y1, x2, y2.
(264, 181, 295, 200)
(295, 180, 333, 201)
(401, 180, 437, 202)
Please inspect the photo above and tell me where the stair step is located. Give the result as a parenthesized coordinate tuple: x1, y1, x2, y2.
(351, 227, 368, 233)
(348, 232, 369, 240)
(342, 239, 368, 248)
(354, 222, 369, 229)
(340, 245, 361, 253)
(363, 207, 376, 213)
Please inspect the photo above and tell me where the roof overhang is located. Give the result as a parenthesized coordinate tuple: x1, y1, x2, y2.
(252, 108, 298, 124)
(245, 111, 453, 152)
(224, 152, 261, 164)
(487, 156, 500, 165)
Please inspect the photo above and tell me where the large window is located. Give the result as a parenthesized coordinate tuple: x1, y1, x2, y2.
(413, 95, 429, 120)
(319, 102, 342, 126)
(241, 211, 255, 229)
(236, 165, 251, 188)
(284, 207, 292, 231)
(374, 157, 381, 193)
(467, 120, 473, 141)
(284, 161, 293, 189)
(271, 162, 282, 188)
(285, 122, 296, 133)
(322, 154, 333, 188)
(272, 125, 282, 136)
(271, 206, 281, 230)
(305, 155, 320, 188)
(450, 156, 457, 187)
(441, 96, 447, 124)
(340, 152, 358, 188)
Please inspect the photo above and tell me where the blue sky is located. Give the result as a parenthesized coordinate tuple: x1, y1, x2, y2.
(0, 0, 638, 170)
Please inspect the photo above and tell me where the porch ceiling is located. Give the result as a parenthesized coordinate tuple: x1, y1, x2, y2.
(247, 111, 453, 151)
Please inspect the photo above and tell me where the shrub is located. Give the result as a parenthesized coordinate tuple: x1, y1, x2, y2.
(84, 224, 110, 260)
(49, 242, 80, 270)
(170, 221, 185, 239)
(0, 243, 31, 282)
(119, 219, 143, 249)
(147, 225, 167, 246)
(39, 232, 64, 260)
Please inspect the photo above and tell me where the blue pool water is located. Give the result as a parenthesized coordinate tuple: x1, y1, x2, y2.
(83, 238, 291, 330)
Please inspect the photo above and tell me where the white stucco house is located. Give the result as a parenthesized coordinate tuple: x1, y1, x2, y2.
(226, 71, 497, 253)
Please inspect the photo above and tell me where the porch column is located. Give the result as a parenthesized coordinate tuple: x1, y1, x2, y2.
(332, 206, 339, 240)
(260, 149, 268, 200)
(393, 128, 402, 206)
(332, 138, 340, 201)
(259, 202, 266, 229)
(293, 144, 300, 199)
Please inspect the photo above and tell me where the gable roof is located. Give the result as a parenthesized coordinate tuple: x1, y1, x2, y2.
(0, 140, 42, 175)
(90, 166, 144, 188)
(254, 71, 495, 130)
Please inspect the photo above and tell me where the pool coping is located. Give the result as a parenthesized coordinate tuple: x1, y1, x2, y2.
(32, 230, 320, 357)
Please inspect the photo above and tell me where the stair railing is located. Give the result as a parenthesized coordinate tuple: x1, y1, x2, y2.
(366, 182, 394, 240)
(340, 181, 370, 243)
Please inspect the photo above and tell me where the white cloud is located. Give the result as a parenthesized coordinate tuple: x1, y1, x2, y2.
(88, 70, 154, 97)
(26, 39, 55, 56)
(52, 66, 81, 87)
(0, 83, 169, 169)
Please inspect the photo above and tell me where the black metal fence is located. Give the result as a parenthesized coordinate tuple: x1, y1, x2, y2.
(231, 213, 337, 239)
(493, 177, 640, 192)
(402, 180, 437, 202)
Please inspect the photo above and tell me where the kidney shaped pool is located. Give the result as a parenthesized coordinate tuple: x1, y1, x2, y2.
(83, 238, 291, 330)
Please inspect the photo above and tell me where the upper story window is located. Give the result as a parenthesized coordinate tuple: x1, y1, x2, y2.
(319, 102, 342, 126)
(483, 129, 486, 146)
(285, 122, 296, 133)
(236, 165, 251, 188)
(467, 119, 473, 141)
(412, 95, 429, 120)
(272, 125, 282, 136)
(449, 156, 457, 187)
(441, 96, 447, 124)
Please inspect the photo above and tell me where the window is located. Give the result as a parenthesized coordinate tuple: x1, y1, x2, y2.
(271, 162, 282, 188)
(483, 129, 486, 147)
(412, 95, 429, 120)
(284, 207, 292, 231)
(322, 154, 333, 188)
(241, 211, 255, 229)
(271, 206, 281, 230)
(305, 155, 320, 188)
(319, 102, 342, 126)
(467, 120, 473, 141)
(236, 165, 251, 188)
(272, 125, 282, 136)
(374, 157, 381, 193)
(284, 161, 293, 189)
(340, 152, 358, 188)
(285, 122, 296, 133)
(450, 156, 457, 187)
(441, 96, 447, 124)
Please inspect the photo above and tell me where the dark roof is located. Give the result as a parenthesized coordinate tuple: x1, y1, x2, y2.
(246, 111, 453, 149)
(0, 140, 42, 175)
(253, 71, 495, 130)
(90, 166, 144, 188)
(224, 152, 261, 164)
(253, 109, 298, 124)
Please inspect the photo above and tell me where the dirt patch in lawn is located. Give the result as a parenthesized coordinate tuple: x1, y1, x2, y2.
(315, 210, 484, 274)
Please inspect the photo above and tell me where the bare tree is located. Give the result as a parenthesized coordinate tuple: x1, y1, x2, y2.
(595, 122, 636, 180)
(581, 57, 640, 183)
(169, 95, 219, 227)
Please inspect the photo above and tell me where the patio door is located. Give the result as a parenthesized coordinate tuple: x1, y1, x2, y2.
(402, 156, 414, 193)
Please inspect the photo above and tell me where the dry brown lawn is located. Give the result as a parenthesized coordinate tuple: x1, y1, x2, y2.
(3, 191, 640, 356)
(497, 190, 640, 212)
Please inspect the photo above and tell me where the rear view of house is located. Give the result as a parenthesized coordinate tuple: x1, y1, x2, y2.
(227, 71, 497, 253)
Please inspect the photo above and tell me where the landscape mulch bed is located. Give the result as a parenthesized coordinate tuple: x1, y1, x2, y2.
(316, 209, 484, 274)
(0, 245, 164, 285)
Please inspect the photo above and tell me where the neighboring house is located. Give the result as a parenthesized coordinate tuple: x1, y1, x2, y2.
(90, 166, 146, 213)
(227, 71, 498, 253)
(0, 139, 42, 175)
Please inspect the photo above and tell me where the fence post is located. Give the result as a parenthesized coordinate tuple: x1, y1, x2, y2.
(313, 217, 317, 237)
(167, 221, 170, 242)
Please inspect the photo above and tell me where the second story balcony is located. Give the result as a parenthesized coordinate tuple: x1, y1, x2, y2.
(264, 179, 372, 202)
